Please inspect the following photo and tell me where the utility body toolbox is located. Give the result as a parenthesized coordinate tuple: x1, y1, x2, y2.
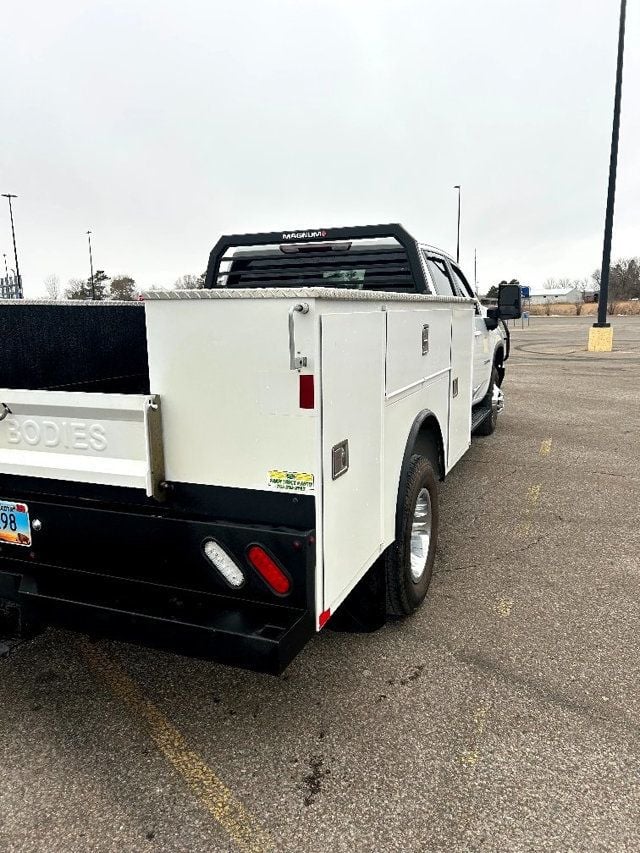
(0, 225, 520, 672)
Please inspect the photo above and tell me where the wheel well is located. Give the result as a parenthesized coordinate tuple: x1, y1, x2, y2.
(395, 411, 445, 542)
(406, 413, 445, 481)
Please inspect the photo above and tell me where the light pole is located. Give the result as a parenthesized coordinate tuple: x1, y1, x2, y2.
(454, 185, 461, 263)
(589, 0, 626, 352)
(2, 193, 22, 297)
(86, 230, 95, 299)
(2, 253, 7, 279)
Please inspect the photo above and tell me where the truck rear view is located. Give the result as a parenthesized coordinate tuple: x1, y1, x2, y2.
(0, 225, 518, 672)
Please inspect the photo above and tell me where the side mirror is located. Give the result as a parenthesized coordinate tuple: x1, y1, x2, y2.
(498, 283, 522, 320)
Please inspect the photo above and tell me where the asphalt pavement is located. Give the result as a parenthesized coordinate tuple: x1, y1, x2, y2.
(1, 315, 639, 853)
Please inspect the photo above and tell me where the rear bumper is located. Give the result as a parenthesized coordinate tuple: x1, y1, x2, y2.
(0, 481, 316, 674)
(0, 569, 313, 673)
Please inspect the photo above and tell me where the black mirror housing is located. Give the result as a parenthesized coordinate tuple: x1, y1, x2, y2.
(498, 284, 522, 320)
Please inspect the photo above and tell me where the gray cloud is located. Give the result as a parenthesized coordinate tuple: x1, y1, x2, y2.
(1, 0, 638, 295)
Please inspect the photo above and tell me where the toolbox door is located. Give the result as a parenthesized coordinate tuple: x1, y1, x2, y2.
(320, 311, 385, 612)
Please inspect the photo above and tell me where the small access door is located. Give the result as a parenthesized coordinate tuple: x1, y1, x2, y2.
(320, 311, 385, 612)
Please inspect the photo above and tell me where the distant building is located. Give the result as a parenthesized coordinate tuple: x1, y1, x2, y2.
(526, 286, 598, 305)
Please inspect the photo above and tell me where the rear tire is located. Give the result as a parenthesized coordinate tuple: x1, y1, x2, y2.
(385, 454, 439, 617)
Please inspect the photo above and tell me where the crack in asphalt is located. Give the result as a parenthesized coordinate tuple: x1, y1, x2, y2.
(435, 536, 543, 575)
(451, 649, 640, 741)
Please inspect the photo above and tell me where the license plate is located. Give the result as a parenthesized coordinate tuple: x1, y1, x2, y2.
(0, 500, 32, 547)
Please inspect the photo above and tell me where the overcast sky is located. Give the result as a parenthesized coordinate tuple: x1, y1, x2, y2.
(1, 0, 638, 296)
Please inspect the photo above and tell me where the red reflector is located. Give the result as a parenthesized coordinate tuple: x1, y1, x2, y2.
(299, 374, 314, 409)
(246, 545, 291, 595)
(319, 608, 331, 629)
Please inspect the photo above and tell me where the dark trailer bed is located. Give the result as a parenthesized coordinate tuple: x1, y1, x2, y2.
(0, 300, 150, 394)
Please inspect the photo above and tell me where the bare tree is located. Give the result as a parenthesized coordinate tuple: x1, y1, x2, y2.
(173, 273, 206, 290)
(65, 277, 91, 299)
(543, 277, 573, 290)
(65, 270, 110, 300)
(610, 258, 640, 302)
(572, 278, 589, 315)
(44, 274, 61, 300)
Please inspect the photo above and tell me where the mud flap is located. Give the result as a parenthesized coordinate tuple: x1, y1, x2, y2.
(327, 557, 387, 633)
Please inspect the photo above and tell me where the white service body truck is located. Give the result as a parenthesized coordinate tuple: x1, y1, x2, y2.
(0, 225, 520, 671)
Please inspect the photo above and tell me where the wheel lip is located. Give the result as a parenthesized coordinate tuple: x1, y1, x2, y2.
(409, 486, 432, 583)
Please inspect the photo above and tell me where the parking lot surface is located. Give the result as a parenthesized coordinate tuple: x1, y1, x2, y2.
(1, 315, 639, 853)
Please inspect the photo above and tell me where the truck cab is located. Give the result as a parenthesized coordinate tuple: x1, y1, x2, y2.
(418, 247, 506, 406)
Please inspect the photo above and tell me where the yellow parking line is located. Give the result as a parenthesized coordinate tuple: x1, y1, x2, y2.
(460, 703, 488, 768)
(540, 438, 553, 456)
(496, 597, 513, 617)
(527, 484, 541, 505)
(519, 483, 542, 536)
(79, 640, 272, 853)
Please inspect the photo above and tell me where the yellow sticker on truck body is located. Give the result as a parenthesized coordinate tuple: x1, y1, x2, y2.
(268, 470, 314, 493)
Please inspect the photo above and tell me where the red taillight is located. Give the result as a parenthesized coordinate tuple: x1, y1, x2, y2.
(246, 545, 291, 595)
(299, 374, 314, 409)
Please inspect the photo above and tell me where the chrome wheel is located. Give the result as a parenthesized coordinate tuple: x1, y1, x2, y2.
(410, 488, 432, 582)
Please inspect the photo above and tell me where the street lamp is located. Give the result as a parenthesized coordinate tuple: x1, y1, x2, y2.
(589, 0, 627, 353)
(86, 230, 95, 300)
(2, 193, 22, 297)
(2, 253, 7, 279)
(454, 185, 461, 263)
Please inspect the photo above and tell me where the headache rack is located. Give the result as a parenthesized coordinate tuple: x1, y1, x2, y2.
(203, 224, 428, 294)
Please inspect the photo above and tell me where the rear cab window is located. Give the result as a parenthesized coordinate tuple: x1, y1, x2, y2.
(423, 253, 455, 296)
(449, 263, 481, 314)
(449, 264, 476, 300)
(224, 241, 420, 293)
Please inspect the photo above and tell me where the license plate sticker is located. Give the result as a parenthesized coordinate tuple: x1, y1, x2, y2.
(0, 501, 32, 547)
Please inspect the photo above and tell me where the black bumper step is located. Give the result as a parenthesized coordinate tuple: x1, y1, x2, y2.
(5, 568, 313, 674)
(471, 403, 492, 433)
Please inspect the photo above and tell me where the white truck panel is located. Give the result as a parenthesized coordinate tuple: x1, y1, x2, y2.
(385, 308, 451, 398)
(145, 290, 475, 624)
(382, 371, 450, 547)
(320, 311, 385, 610)
(472, 313, 493, 401)
(144, 298, 318, 492)
(447, 307, 474, 469)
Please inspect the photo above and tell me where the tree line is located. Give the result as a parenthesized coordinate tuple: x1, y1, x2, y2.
(485, 256, 640, 309)
(42, 271, 207, 300)
(592, 257, 640, 307)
